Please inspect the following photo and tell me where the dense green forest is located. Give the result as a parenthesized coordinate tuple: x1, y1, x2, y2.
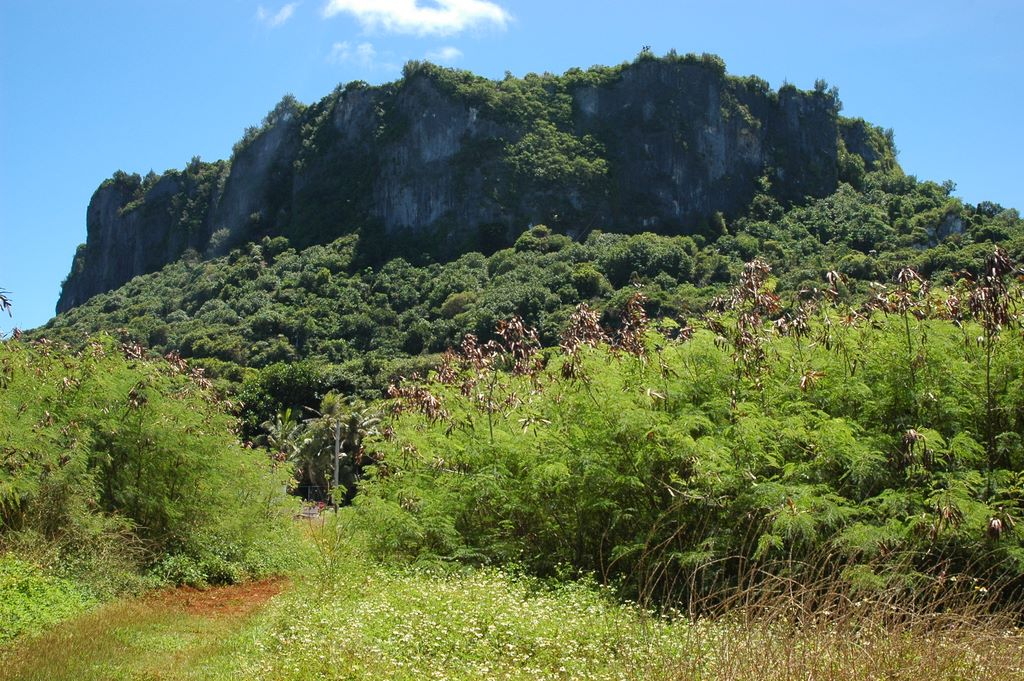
(37, 161, 1024, 436)
(38, 57, 1024, 444)
(357, 252, 1024, 606)
(12, 246, 1024, 607)
(4, 247, 1024, 675)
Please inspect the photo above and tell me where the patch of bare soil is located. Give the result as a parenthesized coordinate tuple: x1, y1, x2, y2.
(144, 577, 289, 617)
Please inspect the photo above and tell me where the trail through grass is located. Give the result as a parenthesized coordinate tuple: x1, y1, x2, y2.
(4, 518, 1024, 680)
(0, 578, 287, 680)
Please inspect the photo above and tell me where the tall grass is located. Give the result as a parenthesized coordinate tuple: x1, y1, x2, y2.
(664, 561, 1024, 680)
(219, 516, 1024, 681)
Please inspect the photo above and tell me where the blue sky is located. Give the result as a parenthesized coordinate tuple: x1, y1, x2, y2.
(1, 0, 1022, 334)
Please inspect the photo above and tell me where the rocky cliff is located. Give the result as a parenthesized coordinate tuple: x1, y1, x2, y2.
(57, 54, 893, 313)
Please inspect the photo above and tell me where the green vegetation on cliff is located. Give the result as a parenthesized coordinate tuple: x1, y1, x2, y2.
(56, 52, 897, 312)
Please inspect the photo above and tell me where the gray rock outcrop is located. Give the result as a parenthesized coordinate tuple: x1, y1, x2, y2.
(57, 56, 882, 313)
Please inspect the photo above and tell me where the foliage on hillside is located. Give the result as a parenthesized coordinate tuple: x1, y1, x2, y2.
(347, 252, 1024, 606)
(0, 336, 295, 597)
(9, 51, 1024, 669)
(36, 162, 1024, 436)
(62, 50, 867, 314)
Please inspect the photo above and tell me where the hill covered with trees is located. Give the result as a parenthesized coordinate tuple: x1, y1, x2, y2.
(4, 51, 1024, 678)
(13, 46, 1024, 595)
(37, 164, 1024, 434)
(39, 55, 1021, 423)
(59, 51, 894, 312)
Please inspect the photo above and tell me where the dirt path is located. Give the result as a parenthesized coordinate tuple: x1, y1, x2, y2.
(0, 578, 288, 680)
(143, 577, 287, 618)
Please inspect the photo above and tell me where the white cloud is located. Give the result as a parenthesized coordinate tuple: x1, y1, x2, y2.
(328, 40, 378, 66)
(323, 0, 509, 36)
(356, 41, 377, 63)
(257, 3, 298, 28)
(426, 46, 463, 63)
(328, 41, 353, 63)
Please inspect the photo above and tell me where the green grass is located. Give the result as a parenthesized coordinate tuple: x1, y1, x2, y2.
(219, 565, 1024, 681)
(2, 601, 236, 680)
(214, 518, 1024, 680)
(0, 555, 95, 644)
(228, 567, 683, 680)
(4, 521, 1023, 680)
(0, 578, 286, 680)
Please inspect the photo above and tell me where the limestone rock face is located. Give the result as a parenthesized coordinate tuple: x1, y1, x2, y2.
(210, 109, 301, 249)
(57, 58, 880, 313)
(369, 76, 511, 240)
(59, 173, 197, 313)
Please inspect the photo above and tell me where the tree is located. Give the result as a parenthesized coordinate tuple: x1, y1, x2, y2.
(0, 334, 292, 581)
(304, 393, 380, 507)
(260, 407, 307, 463)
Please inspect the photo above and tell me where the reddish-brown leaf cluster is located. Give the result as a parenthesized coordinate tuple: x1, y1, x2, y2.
(617, 292, 650, 357)
(386, 381, 449, 423)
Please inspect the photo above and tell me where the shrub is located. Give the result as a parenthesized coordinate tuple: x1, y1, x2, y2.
(0, 555, 94, 642)
(0, 336, 295, 592)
